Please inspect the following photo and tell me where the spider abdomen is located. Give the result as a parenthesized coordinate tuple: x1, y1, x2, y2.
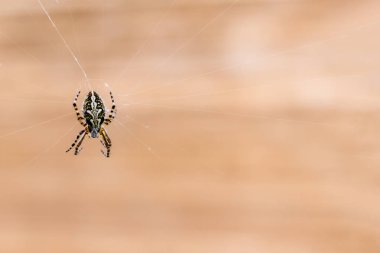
(83, 91, 105, 138)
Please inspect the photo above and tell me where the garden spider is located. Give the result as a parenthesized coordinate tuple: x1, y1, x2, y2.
(66, 90, 116, 157)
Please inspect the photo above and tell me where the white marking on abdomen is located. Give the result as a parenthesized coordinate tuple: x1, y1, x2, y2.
(91, 92, 97, 109)
(87, 110, 94, 118)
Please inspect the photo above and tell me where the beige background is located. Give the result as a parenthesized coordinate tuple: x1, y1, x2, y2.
(1, 0, 380, 252)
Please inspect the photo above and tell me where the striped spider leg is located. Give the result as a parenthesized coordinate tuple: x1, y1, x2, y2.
(104, 90, 116, 125)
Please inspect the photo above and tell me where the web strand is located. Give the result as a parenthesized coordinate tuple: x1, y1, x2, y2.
(0, 112, 74, 139)
(122, 102, 339, 128)
(122, 0, 239, 94)
(120, 14, 379, 98)
(22, 123, 77, 169)
(113, 0, 179, 85)
(37, 0, 92, 91)
(116, 119, 161, 160)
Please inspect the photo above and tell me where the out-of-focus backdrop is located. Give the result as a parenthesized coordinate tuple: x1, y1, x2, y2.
(0, 0, 380, 252)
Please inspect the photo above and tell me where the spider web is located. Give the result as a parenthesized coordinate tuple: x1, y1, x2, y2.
(0, 0, 379, 166)
(1, 1, 380, 252)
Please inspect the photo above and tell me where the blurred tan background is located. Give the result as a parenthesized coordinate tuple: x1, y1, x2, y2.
(1, 0, 380, 252)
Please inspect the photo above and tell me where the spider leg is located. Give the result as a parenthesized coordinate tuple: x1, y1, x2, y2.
(72, 90, 87, 127)
(74, 130, 88, 156)
(99, 127, 112, 157)
(104, 91, 116, 125)
(100, 139, 107, 148)
(66, 129, 86, 153)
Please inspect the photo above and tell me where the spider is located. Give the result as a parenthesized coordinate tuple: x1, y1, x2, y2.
(66, 90, 116, 157)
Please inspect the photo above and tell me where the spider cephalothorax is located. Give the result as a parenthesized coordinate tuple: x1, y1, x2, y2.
(66, 90, 116, 157)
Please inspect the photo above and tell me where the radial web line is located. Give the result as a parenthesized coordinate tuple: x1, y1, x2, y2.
(22, 123, 77, 169)
(123, 114, 151, 129)
(122, 102, 340, 128)
(37, 0, 92, 91)
(0, 112, 74, 139)
(0, 31, 44, 65)
(114, 0, 179, 85)
(121, 85, 258, 103)
(116, 119, 161, 160)
(120, 74, 366, 103)
(121, 15, 379, 98)
(0, 96, 68, 103)
(124, 0, 239, 94)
